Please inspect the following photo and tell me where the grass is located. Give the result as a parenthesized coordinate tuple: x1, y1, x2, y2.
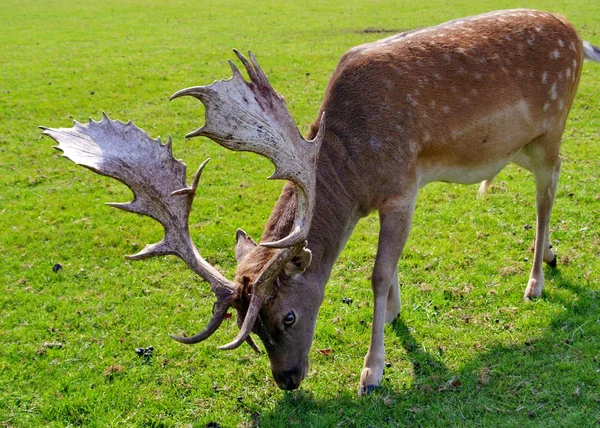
(1, 0, 599, 426)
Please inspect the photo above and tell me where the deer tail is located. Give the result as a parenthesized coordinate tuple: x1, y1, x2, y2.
(583, 41, 600, 63)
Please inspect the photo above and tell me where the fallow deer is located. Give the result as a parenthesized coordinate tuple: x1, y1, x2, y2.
(43, 9, 599, 395)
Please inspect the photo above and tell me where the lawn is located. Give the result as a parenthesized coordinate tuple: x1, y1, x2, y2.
(1, 0, 599, 426)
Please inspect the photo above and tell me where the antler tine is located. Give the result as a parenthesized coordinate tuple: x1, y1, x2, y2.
(233, 49, 259, 84)
(219, 292, 266, 350)
(233, 49, 271, 89)
(170, 297, 231, 344)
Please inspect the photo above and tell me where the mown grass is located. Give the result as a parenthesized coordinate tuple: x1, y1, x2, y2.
(1, 0, 599, 426)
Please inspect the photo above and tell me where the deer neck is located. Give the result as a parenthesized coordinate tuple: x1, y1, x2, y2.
(261, 129, 364, 291)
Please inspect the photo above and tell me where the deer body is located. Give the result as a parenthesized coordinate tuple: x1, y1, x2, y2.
(246, 9, 590, 393)
(44, 9, 599, 395)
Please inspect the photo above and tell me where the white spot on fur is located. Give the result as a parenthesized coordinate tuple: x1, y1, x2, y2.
(474, 72, 482, 80)
(566, 68, 571, 79)
(558, 39, 565, 47)
(573, 59, 578, 68)
(456, 68, 465, 75)
(551, 50, 560, 59)
(406, 94, 418, 107)
(369, 137, 382, 151)
(543, 102, 550, 112)
(444, 53, 452, 62)
(452, 129, 464, 139)
(549, 82, 558, 100)
(429, 100, 436, 109)
(442, 106, 450, 114)
(559, 100, 565, 111)
(558, 72, 563, 81)
(516, 69, 524, 77)
(541, 72, 548, 84)
(542, 118, 552, 130)
(423, 130, 432, 142)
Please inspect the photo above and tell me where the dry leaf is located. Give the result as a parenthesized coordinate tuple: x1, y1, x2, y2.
(316, 348, 334, 356)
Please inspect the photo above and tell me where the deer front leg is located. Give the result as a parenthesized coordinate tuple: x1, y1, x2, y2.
(359, 191, 416, 396)
(386, 269, 401, 324)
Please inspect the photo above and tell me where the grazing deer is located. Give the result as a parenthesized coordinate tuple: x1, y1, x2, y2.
(43, 9, 599, 395)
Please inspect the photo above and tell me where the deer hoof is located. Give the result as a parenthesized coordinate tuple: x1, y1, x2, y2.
(524, 278, 543, 300)
(358, 384, 379, 396)
(358, 366, 383, 396)
(546, 255, 557, 269)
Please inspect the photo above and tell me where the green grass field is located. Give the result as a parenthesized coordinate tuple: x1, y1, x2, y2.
(1, 0, 599, 426)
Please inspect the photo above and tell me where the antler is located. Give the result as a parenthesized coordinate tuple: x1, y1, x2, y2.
(40, 115, 248, 348)
(171, 50, 326, 349)
(171, 50, 325, 248)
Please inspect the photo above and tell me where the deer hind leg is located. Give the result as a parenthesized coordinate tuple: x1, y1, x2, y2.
(513, 142, 561, 299)
(512, 148, 560, 263)
(359, 190, 417, 396)
(477, 178, 494, 198)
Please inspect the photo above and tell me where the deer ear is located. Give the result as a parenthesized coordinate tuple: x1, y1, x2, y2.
(235, 229, 258, 262)
(284, 248, 312, 277)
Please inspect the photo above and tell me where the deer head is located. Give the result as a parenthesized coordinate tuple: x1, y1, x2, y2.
(42, 50, 325, 390)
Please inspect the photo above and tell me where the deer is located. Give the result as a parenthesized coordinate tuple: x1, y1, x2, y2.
(42, 9, 600, 395)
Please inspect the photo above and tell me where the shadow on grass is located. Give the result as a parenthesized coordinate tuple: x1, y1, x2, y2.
(259, 271, 599, 426)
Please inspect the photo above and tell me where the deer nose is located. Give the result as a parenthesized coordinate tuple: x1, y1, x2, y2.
(273, 367, 304, 390)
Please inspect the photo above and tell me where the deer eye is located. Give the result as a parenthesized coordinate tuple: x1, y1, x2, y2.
(283, 311, 296, 327)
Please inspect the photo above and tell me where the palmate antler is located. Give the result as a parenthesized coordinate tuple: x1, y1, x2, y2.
(40, 115, 258, 349)
(171, 50, 325, 248)
(42, 50, 325, 351)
